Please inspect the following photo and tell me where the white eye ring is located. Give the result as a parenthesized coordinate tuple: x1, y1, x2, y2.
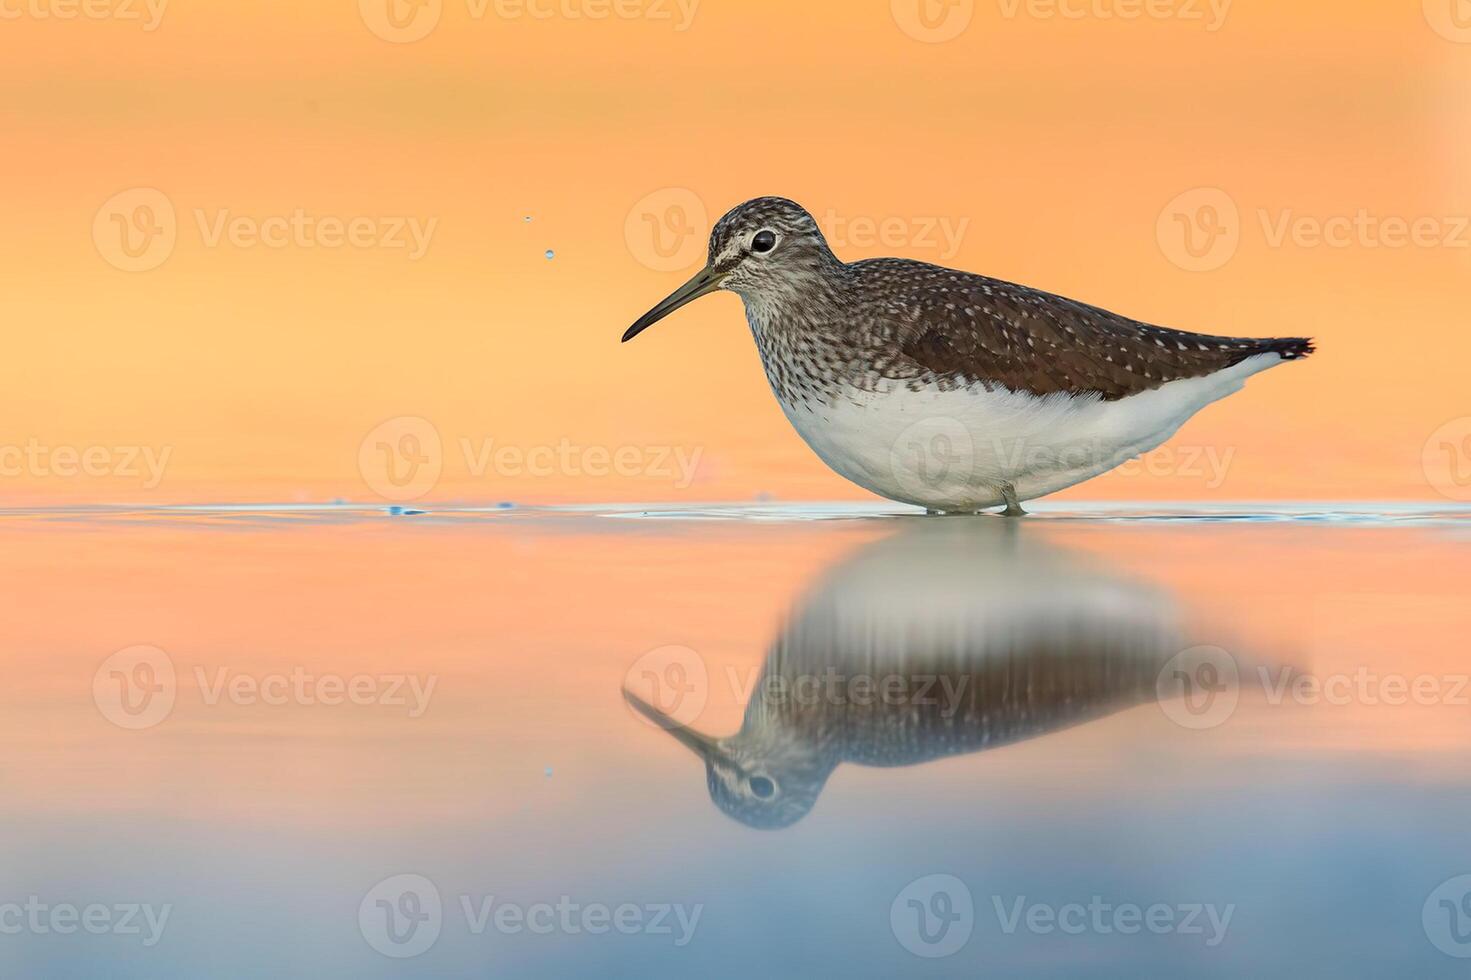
(748, 774, 777, 798)
(751, 229, 779, 254)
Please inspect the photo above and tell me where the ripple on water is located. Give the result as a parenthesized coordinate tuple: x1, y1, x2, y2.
(0, 501, 1466, 529)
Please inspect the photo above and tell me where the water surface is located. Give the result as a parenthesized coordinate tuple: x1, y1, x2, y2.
(2, 503, 1469, 977)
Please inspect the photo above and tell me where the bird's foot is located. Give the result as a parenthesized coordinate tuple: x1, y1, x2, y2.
(999, 482, 1028, 518)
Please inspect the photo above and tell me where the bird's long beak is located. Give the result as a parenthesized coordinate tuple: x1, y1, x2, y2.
(622, 265, 726, 343)
(623, 687, 725, 761)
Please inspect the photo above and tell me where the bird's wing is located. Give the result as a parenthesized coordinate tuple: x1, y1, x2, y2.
(854, 259, 1308, 401)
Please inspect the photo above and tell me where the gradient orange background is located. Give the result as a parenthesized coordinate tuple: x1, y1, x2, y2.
(3, 0, 1468, 504)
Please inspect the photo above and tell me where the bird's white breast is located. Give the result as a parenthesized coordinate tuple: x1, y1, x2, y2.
(772, 354, 1281, 510)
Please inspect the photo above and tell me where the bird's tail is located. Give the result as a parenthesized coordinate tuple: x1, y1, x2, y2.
(1256, 336, 1315, 361)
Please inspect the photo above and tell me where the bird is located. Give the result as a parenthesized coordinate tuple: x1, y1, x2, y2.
(621, 520, 1238, 829)
(622, 197, 1314, 515)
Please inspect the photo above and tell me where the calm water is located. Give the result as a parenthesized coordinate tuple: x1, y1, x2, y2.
(2, 503, 1470, 978)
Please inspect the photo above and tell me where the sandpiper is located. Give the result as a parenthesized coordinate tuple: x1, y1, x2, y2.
(624, 521, 1193, 829)
(623, 197, 1314, 514)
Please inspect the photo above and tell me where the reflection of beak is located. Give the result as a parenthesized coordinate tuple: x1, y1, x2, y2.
(622, 687, 725, 762)
(622, 265, 726, 343)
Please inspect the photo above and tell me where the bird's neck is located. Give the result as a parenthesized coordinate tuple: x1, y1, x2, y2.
(735, 264, 858, 406)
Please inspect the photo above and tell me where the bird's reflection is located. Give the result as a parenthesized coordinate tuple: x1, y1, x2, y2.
(625, 520, 1198, 830)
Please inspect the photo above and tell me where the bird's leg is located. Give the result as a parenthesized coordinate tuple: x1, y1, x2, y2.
(998, 482, 1027, 518)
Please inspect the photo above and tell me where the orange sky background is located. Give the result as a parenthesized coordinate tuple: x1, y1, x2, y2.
(2, 0, 1468, 504)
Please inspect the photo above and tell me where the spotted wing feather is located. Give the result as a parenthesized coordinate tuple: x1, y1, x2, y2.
(853, 259, 1313, 401)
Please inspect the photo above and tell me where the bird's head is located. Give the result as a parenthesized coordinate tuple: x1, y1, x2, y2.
(622, 197, 840, 343)
(623, 686, 836, 830)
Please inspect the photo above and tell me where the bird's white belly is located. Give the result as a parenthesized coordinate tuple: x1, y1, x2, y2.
(776, 354, 1279, 510)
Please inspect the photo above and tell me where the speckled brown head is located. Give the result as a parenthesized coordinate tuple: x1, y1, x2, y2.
(622, 197, 840, 343)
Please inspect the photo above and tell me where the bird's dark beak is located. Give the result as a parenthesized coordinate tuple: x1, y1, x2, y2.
(622, 265, 726, 343)
(623, 687, 725, 762)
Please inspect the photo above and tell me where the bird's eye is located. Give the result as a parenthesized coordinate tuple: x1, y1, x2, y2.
(749, 776, 776, 798)
(751, 230, 777, 254)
